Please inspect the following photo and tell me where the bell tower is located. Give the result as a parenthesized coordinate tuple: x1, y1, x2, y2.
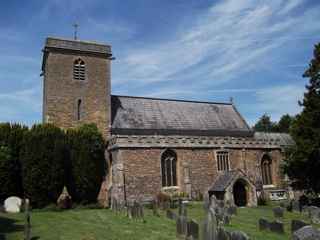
(41, 37, 112, 137)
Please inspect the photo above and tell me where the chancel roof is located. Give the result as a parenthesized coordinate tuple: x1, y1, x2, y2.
(111, 95, 253, 137)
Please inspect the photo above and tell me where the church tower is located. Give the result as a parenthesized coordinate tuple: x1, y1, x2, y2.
(41, 37, 112, 137)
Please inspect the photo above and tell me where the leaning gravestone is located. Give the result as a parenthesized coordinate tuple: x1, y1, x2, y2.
(269, 220, 285, 234)
(293, 226, 320, 240)
(291, 220, 309, 233)
(203, 207, 217, 240)
(230, 230, 250, 240)
(258, 218, 269, 231)
(4, 196, 22, 213)
(273, 207, 284, 218)
(187, 220, 199, 240)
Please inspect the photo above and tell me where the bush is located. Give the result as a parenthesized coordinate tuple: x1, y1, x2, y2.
(0, 123, 27, 201)
(21, 124, 67, 208)
(67, 124, 105, 204)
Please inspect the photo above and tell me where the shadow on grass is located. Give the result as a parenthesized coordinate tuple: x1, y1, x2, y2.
(0, 215, 24, 240)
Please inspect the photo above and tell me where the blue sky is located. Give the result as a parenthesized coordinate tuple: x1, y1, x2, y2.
(1, 0, 319, 126)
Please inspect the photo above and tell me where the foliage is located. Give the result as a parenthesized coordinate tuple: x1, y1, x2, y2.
(21, 124, 67, 208)
(253, 114, 276, 132)
(0, 123, 28, 201)
(257, 195, 268, 206)
(253, 113, 295, 133)
(284, 43, 320, 193)
(66, 124, 105, 204)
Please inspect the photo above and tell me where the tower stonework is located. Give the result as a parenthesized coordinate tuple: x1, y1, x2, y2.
(42, 37, 112, 137)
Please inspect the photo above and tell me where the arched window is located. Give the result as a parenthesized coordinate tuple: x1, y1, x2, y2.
(217, 151, 230, 171)
(77, 99, 82, 120)
(161, 149, 177, 187)
(261, 155, 273, 185)
(74, 58, 85, 81)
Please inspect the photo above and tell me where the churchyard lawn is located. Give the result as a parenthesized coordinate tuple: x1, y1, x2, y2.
(0, 202, 317, 240)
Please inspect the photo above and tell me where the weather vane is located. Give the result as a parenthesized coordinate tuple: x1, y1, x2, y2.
(73, 23, 79, 40)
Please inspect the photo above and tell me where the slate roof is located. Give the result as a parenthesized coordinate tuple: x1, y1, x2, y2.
(111, 95, 253, 137)
(254, 132, 294, 147)
(209, 171, 239, 192)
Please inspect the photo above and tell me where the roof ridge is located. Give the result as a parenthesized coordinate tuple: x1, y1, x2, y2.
(111, 94, 233, 105)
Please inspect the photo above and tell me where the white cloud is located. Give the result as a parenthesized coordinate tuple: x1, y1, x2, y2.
(113, 0, 319, 89)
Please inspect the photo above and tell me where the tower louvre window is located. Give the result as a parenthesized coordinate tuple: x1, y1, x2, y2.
(74, 58, 85, 81)
(217, 151, 230, 171)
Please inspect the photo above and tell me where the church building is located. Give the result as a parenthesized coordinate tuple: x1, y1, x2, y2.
(41, 37, 293, 207)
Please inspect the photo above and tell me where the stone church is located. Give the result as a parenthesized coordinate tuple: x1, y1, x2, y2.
(42, 37, 293, 207)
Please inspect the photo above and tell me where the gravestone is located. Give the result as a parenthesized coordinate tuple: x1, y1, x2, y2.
(203, 208, 217, 240)
(291, 220, 309, 233)
(203, 193, 210, 211)
(258, 218, 269, 231)
(217, 227, 231, 240)
(293, 226, 320, 240)
(269, 220, 284, 234)
(223, 215, 231, 225)
(176, 215, 188, 237)
(4, 196, 22, 213)
(273, 207, 284, 218)
(308, 206, 320, 224)
(187, 220, 199, 240)
(227, 206, 237, 216)
(57, 186, 72, 209)
(230, 230, 250, 240)
(24, 199, 31, 240)
(292, 200, 300, 211)
(166, 209, 177, 220)
(152, 200, 160, 217)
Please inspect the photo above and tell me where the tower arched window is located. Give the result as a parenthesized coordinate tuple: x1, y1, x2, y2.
(77, 99, 82, 121)
(261, 155, 273, 185)
(161, 149, 177, 187)
(74, 58, 85, 81)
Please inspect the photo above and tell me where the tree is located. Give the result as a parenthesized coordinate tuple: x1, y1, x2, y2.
(67, 124, 105, 203)
(21, 124, 67, 207)
(274, 114, 294, 133)
(284, 43, 320, 193)
(0, 123, 28, 200)
(253, 114, 276, 132)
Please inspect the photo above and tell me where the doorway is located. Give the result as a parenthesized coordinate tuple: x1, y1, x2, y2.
(233, 180, 247, 207)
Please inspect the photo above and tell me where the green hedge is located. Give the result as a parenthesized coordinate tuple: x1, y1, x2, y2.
(0, 122, 105, 208)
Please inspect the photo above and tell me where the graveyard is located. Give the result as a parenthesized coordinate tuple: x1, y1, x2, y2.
(1, 201, 318, 240)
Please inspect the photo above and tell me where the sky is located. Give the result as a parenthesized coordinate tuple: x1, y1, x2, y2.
(0, 0, 319, 127)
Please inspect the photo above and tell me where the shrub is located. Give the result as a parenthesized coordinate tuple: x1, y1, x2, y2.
(257, 193, 268, 206)
(0, 123, 27, 201)
(21, 124, 67, 208)
(66, 124, 105, 204)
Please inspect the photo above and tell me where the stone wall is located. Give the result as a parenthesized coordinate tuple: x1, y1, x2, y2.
(109, 146, 284, 202)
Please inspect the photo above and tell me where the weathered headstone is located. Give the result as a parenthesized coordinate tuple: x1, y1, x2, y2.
(292, 225, 320, 240)
(273, 207, 284, 218)
(176, 215, 188, 237)
(4, 196, 22, 213)
(230, 230, 250, 240)
(291, 220, 309, 233)
(258, 218, 269, 231)
(269, 220, 285, 234)
(292, 200, 300, 211)
(217, 227, 231, 240)
(203, 193, 210, 211)
(166, 209, 177, 220)
(203, 208, 217, 240)
(308, 206, 320, 224)
(24, 199, 31, 240)
(227, 206, 237, 216)
(57, 186, 72, 209)
(187, 220, 199, 240)
(152, 199, 160, 217)
(223, 215, 231, 225)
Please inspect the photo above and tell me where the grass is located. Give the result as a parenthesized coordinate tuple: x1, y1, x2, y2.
(184, 202, 318, 240)
(0, 203, 316, 240)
